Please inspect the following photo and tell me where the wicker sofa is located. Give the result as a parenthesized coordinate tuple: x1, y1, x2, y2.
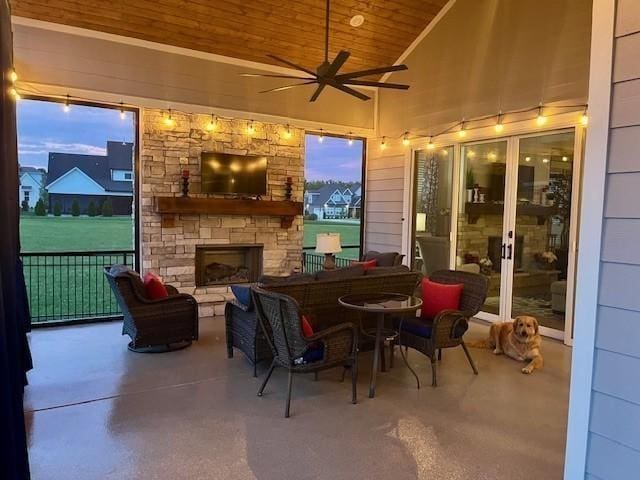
(225, 265, 421, 375)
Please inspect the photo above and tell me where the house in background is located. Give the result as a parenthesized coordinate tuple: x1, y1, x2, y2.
(46, 141, 134, 215)
(18, 165, 46, 209)
(305, 182, 362, 219)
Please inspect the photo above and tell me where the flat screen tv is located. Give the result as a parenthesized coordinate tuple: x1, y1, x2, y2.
(201, 152, 267, 196)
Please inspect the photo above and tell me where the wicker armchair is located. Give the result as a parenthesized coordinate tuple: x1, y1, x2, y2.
(251, 286, 359, 418)
(104, 267, 199, 352)
(225, 299, 273, 377)
(394, 269, 488, 386)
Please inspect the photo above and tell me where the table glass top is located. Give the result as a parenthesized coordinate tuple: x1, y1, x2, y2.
(338, 293, 422, 312)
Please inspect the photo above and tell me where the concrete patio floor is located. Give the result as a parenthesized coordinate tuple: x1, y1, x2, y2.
(24, 317, 571, 480)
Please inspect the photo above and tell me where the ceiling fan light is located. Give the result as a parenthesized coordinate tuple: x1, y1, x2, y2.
(350, 15, 365, 27)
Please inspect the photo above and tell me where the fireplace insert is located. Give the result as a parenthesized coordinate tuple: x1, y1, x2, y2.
(195, 245, 263, 286)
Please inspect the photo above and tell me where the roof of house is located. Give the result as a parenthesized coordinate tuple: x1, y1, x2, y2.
(306, 182, 362, 208)
(19, 165, 46, 174)
(46, 141, 134, 193)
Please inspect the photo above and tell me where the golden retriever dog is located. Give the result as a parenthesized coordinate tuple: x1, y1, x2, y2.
(470, 316, 543, 374)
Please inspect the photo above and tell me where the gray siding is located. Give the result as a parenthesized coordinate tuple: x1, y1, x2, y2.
(364, 152, 404, 254)
(586, 0, 640, 476)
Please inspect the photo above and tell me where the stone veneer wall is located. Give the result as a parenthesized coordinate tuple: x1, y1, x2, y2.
(140, 109, 304, 317)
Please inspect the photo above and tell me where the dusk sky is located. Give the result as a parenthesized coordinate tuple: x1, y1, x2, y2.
(305, 135, 363, 182)
(17, 99, 362, 184)
(17, 99, 135, 169)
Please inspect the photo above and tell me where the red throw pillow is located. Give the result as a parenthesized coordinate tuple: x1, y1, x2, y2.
(420, 278, 463, 320)
(350, 259, 378, 270)
(301, 314, 314, 338)
(143, 272, 169, 300)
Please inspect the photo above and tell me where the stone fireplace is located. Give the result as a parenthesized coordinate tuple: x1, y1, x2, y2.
(140, 108, 304, 316)
(195, 245, 263, 286)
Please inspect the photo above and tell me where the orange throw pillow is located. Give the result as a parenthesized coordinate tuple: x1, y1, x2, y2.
(143, 272, 169, 300)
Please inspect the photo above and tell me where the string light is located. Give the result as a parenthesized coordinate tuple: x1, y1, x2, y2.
(562, 156, 568, 162)
(206, 113, 217, 131)
(380, 136, 387, 150)
(495, 112, 504, 133)
(458, 120, 467, 138)
(580, 107, 589, 126)
(63, 94, 70, 113)
(9, 87, 20, 101)
(9, 69, 18, 83)
(542, 158, 549, 163)
(283, 124, 292, 139)
(247, 119, 255, 134)
(402, 132, 410, 146)
(318, 129, 324, 142)
(536, 104, 547, 126)
(427, 137, 435, 150)
(119, 102, 126, 120)
(163, 109, 175, 127)
(348, 132, 353, 146)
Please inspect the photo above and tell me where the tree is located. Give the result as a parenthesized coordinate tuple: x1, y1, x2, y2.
(101, 198, 113, 217)
(53, 203, 62, 217)
(21, 199, 29, 212)
(87, 201, 97, 217)
(34, 198, 47, 216)
(71, 199, 81, 217)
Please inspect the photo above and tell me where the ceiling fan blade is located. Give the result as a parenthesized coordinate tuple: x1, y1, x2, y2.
(259, 81, 317, 94)
(240, 73, 315, 80)
(325, 50, 350, 78)
(324, 79, 371, 101)
(342, 79, 409, 90)
(336, 64, 408, 80)
(309, 84, 327, 102)
(266, 54, 317, 77)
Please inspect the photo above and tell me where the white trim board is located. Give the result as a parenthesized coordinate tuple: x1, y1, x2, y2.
(563, 0, 616, 478)
(380, 0, 457, 83)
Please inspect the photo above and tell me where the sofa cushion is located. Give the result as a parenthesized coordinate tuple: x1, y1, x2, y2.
(231, 284, 253, 310)
(315, 264, 365, 281)
(259, 273, 315, 286)
(420, 278, 463, 320)
(143, 272, 169, 300)
(363, 251, 403, 267)
(365, 265, 410, 276)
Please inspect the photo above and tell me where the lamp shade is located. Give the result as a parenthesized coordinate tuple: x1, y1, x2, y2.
(416, 213, 427, 232)
(315, 233, 342, 254)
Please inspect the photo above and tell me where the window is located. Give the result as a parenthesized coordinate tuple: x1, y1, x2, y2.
(24, 190, 30, 202)
(111, 169, 133, 181)
(303, 133, 365, 262)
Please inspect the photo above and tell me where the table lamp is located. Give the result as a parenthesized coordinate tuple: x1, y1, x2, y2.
(315, 233, 342, 270)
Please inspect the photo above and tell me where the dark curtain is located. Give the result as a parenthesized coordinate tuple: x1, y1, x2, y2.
(0, 0, 32, 477)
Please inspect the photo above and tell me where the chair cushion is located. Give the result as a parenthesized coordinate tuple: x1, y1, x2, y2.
(230, 284, 253, 310)
(421, 278, 463, 320)
(143, 272, 169, 300)
(315, 264, 365, 280)
(394, 317, 433, 338)
(294, 343, 325, 365)
(301, 314, 314, 338)
(350, 259, 378, 270)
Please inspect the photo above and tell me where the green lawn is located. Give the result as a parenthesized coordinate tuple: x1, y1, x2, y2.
(20, 215, 133, 252)
(303, 220, 361, 260)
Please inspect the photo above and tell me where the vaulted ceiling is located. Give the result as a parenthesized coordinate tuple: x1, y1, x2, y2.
(9, 0, 448, 75)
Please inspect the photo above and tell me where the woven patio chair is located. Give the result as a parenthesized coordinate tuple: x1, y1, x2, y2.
(251, 286, 359, 418)
(393, 269, 488, 386)
(104, 267, 199, 352)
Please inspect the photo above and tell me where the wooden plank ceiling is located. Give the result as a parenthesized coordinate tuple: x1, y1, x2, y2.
(9, 0, 448, 75)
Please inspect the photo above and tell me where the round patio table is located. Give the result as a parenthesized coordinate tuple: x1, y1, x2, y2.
(338, 292, 422, 398)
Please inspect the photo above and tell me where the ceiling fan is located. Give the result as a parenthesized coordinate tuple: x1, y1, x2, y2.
(240, 0, 409, 102)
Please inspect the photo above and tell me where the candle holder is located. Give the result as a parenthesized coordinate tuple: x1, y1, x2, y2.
(285, 176, 293, 201)
(181, 169, 190, 197)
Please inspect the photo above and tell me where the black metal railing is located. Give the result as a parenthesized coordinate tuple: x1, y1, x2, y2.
(302, 245, 361, 273)
(21, 250, 135, 325)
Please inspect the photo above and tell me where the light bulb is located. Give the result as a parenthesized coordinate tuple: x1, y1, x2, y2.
(380, 137, 387, 150)
(494, 113, 504, 133)
(8, 87, 19, 100)
(525, 156, 531, 162)
(164, 110, 175, 127)
(542, 158, 549, 163)
(283, 124, 292, 139)
(427, 138, 435, 150)
(348, 138, 353, 146)
(63, 94, 70, 113)
(402, 132, 410, 146)
(247, 120, 255, 134)
(318, 129, 324, 142)
(562, 156, 568, 162)
(580, 113, 589, 125)
(9, 69, 17, 83)
(120, 110, 126, 120)
(536, 105, 546, 126)
(206, 114, 217, 131)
